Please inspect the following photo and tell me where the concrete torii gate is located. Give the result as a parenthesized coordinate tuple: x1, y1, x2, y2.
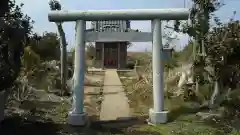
(48, 8, 189, 126)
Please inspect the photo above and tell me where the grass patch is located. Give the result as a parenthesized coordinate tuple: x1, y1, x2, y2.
(134, 99, 230, 135)
(139, 121, 224, 135)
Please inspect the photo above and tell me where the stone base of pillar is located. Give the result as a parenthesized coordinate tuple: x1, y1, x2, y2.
(148, 108, 168, 125)
(68, 112, 88, 126)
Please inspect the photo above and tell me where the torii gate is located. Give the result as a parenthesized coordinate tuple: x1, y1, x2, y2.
(48, 8, 189, 126)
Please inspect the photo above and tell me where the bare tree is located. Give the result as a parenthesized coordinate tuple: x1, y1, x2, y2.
(49, 0, 69, 95)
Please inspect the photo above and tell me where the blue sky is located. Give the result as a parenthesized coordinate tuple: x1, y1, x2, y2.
(16, 0, 240, 51)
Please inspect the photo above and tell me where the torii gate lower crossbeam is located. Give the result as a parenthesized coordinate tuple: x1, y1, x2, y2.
(48, 8, 189, 126)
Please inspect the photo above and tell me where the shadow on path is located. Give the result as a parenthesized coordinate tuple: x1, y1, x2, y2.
(0, 115, 160, 135)
(90, 116, 147, 134)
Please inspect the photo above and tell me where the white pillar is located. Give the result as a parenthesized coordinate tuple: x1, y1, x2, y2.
(148, 19, 168, 125)
(68, 20, 87, 126)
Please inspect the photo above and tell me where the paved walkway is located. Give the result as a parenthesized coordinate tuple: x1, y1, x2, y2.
(100, 69, 130, 120)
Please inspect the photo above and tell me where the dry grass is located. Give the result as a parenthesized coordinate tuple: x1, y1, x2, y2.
(119, 69, 240, 135)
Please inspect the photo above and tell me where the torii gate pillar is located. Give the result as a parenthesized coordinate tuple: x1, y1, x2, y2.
(48, 8, 189, 126)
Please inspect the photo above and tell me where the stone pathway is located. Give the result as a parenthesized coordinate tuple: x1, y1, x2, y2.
(100, 69, 130, 120)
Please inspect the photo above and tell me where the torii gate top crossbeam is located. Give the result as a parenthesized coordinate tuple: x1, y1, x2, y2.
(48, 8, 189, 22)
